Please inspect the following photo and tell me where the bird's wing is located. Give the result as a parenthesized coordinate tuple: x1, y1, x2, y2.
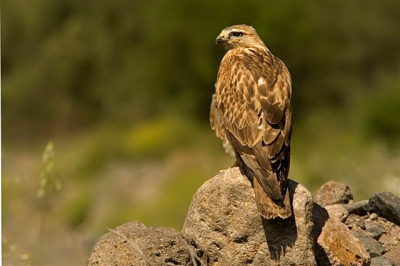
(214, 49, 292, 200)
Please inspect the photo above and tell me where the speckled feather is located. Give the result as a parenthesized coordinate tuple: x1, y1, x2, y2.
(210, 25, 293, 219)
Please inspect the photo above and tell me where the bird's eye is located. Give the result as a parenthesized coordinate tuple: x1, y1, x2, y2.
(231, 32, 243, 38)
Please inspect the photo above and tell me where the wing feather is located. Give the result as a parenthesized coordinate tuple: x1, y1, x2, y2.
(211, 47, 292, 200)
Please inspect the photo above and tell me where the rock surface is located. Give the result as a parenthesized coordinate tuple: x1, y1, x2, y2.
(313, 204, 370, 266)
(87, 168, 399, 265)
(342, 200, 369, 216)
(324, 204, 349, 222)
(383, 247, 400, 266)
(366, 192, 400, 225)
(345, 211, 400, 266)
(370, 256, 395, 266)
(182, 167, 316, 266)
(315, 181, 353, 206)
(87, 221, 195, 265)
(353, 232, 385, 258)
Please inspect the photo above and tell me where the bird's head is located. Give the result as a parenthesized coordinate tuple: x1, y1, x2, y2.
(216, 24, 265, 50)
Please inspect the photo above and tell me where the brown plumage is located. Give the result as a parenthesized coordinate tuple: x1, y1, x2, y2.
(210, 24, 293, 219)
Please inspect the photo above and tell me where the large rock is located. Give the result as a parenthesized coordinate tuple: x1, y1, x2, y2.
(87, 221, 195, 265)
(182, 167, 316, 266)
(313, 204, 371, 266)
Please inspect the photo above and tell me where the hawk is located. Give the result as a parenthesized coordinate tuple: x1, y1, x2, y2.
(210, 24, 293, 219)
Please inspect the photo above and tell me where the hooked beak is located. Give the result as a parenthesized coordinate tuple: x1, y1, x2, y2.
(215, 34, 226, 44)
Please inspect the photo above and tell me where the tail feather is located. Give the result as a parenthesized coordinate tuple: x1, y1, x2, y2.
(253, 177, 292, 219)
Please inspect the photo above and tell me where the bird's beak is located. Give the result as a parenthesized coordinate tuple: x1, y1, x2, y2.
(215, 34, 226, 44)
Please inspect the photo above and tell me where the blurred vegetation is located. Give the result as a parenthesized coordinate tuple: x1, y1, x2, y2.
(2, 1, 399, 265)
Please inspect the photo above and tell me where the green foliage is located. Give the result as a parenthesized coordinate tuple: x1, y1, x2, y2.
(360, 77, 400, 147)
(3, 1, 399, 141)
(122, 118, 194, 159)
(63, 190, 92, 228)
(146, 167, 210, 229)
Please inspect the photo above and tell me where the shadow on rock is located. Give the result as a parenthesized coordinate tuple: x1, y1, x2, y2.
(262, 215, 297, 260)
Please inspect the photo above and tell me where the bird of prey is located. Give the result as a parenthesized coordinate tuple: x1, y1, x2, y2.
(210, 24, 293, 219)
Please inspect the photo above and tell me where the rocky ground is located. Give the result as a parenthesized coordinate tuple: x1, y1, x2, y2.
(87, 167, 400, 266)
(315, 181, 400, 266)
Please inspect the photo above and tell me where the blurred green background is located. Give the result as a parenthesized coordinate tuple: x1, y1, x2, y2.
(2, 1, 399, 265)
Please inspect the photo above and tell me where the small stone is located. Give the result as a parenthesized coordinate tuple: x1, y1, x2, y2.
(370, 213, 378, 220)
(344, 214, 358, 226)
(354, 232, 385, 258)
(370, 256, 394, 266)
(315, 181, 353, 206)
(365, 225, 383, 240)
(366, 192, 400, 225)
